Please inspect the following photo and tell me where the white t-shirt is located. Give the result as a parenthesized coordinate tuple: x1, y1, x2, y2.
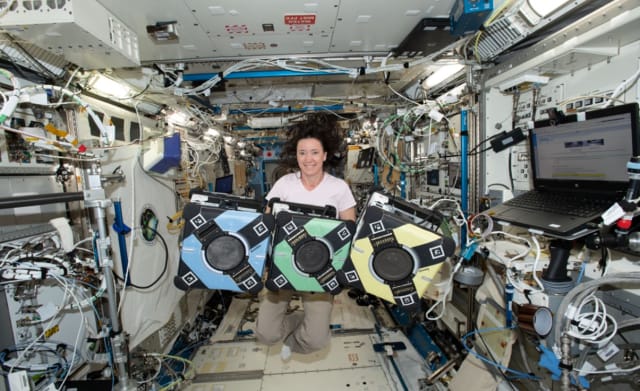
(266, 172, 356, 217)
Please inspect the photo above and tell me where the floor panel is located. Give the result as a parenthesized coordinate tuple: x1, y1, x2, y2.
(188, 292, 431, 391)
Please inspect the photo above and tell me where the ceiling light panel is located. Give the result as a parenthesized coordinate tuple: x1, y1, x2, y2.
(183, 0, 337, 56)
(96, 0, 457, 63)
(330, 0, 455, 54)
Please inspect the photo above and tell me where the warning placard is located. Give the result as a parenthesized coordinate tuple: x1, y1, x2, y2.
(284, 14, 316, 25)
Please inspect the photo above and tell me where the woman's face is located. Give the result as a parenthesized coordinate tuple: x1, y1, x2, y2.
(296, 137, 326, 178)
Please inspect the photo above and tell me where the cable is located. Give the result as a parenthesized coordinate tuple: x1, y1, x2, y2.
(530, 235, 544, 292)
(6, 283, 73, 376)
(473, 322, 521, 390)
(51, 274, 87, 388)
(507, 147, 515, 193)
(482, 232, 548, 296)
(136, 151, 177, 195)
(112, 226, 169, 290)
(461, 326, 540, 381)
(577, 362, 640, 375)
(425, 259, 461, 321)
(554, 273, 640, 350)
(146, 353, 195, 391)
(565, 294, 618, 346)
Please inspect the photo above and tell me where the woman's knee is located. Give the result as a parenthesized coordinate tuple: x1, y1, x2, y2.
(298, 330, 330, 352)
(255, 323, 283, 345)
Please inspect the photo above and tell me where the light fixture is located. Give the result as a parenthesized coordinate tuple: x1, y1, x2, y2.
(146, 21, 179, 43)
(436, 83, 467, 104)
(424, 64, 465, 88)
(520, 0, 572, 24)
(90, 73, 132, 99)
(167, 111, 189, 125)
(135, 101, 163, 115)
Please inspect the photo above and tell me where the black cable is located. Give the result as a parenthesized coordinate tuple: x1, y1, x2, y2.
(472, 322, 525, 390)
(112, 227, 169, 290)
(0, 48, 30, 80)
(531, 87, 539, 123)
(508, 149, 515, 193)
(511, 90, 520, 130)
(126, 76, 153, 100)
(446, 132, 508, 158)
(136, 152, 178, 196)
(468, 132, 504, 155)
(468, 145, 494, 156)
(487, 183, 511, 191)
(599, 238, 608, 276)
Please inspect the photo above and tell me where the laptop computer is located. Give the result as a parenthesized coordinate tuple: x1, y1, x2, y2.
(487, 102, 640, 239)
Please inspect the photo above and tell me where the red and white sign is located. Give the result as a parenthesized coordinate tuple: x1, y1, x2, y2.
(284, 14, 316, 25)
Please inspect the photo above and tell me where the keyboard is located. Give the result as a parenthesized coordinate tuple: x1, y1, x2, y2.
(505, 191, 613, 218)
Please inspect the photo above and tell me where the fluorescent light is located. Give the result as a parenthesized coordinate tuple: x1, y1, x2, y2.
(90, 74, 132, 99)
(424, 64, 465, 88)
(135, 101, 163, 115)
(167, 111, 189, 125)
(520, 0, 571, 24)
(207, 127, 220, 137)
(526, 0, 570, 17)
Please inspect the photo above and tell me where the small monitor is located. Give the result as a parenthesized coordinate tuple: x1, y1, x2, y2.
(215, 175, 233, 194)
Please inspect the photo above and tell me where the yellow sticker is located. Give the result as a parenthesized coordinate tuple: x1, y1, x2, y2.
(44, 324, 60, 339)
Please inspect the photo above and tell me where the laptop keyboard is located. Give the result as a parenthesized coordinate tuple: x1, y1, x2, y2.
(505, 191, 614, 217)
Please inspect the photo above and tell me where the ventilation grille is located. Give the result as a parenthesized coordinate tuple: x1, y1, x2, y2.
(0, 34, 68, 77)
(475, 15, 530, 61)
(0, 0, 70, 14)
(0, 0, 140, 69)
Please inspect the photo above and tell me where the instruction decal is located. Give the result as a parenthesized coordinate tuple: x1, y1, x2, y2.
(284, 14, 316, 25)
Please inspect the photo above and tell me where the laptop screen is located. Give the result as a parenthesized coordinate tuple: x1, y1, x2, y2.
(214, 175, 234, 194)
(530, 103, 639, 192)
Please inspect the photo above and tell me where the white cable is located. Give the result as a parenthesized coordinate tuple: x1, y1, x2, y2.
(577, 362, 640, 375)
(18, 84, 110, 147)
(482, 232, 547, 294)
(566, 294, 618, 346)
(602, 65, 640, 107)
(487, 231, 531, 261)
(8, 280, 71, 375)
(487, 247, 537, 294)
(425, 260, 461, 320)
(57, 67, 81, 104)
(136, 355, 163, 385)
(530, 234, 545, 292)
(52, 275, 87, 389)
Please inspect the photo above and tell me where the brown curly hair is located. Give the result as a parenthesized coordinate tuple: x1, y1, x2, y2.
(278, 113, 344, 171)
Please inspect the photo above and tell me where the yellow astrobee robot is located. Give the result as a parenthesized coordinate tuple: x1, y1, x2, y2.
(338, 192, 456, 312)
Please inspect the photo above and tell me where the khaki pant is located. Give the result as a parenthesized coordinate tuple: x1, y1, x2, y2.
(255, 290, 333, 354)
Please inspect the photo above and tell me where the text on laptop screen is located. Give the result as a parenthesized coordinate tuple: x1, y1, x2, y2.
(532, 106, 638, 184)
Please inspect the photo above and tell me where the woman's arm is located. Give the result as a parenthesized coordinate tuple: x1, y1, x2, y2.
(339, 207, 356, 222)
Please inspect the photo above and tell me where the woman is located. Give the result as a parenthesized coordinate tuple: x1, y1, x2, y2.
(255, 114, 356, 360)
